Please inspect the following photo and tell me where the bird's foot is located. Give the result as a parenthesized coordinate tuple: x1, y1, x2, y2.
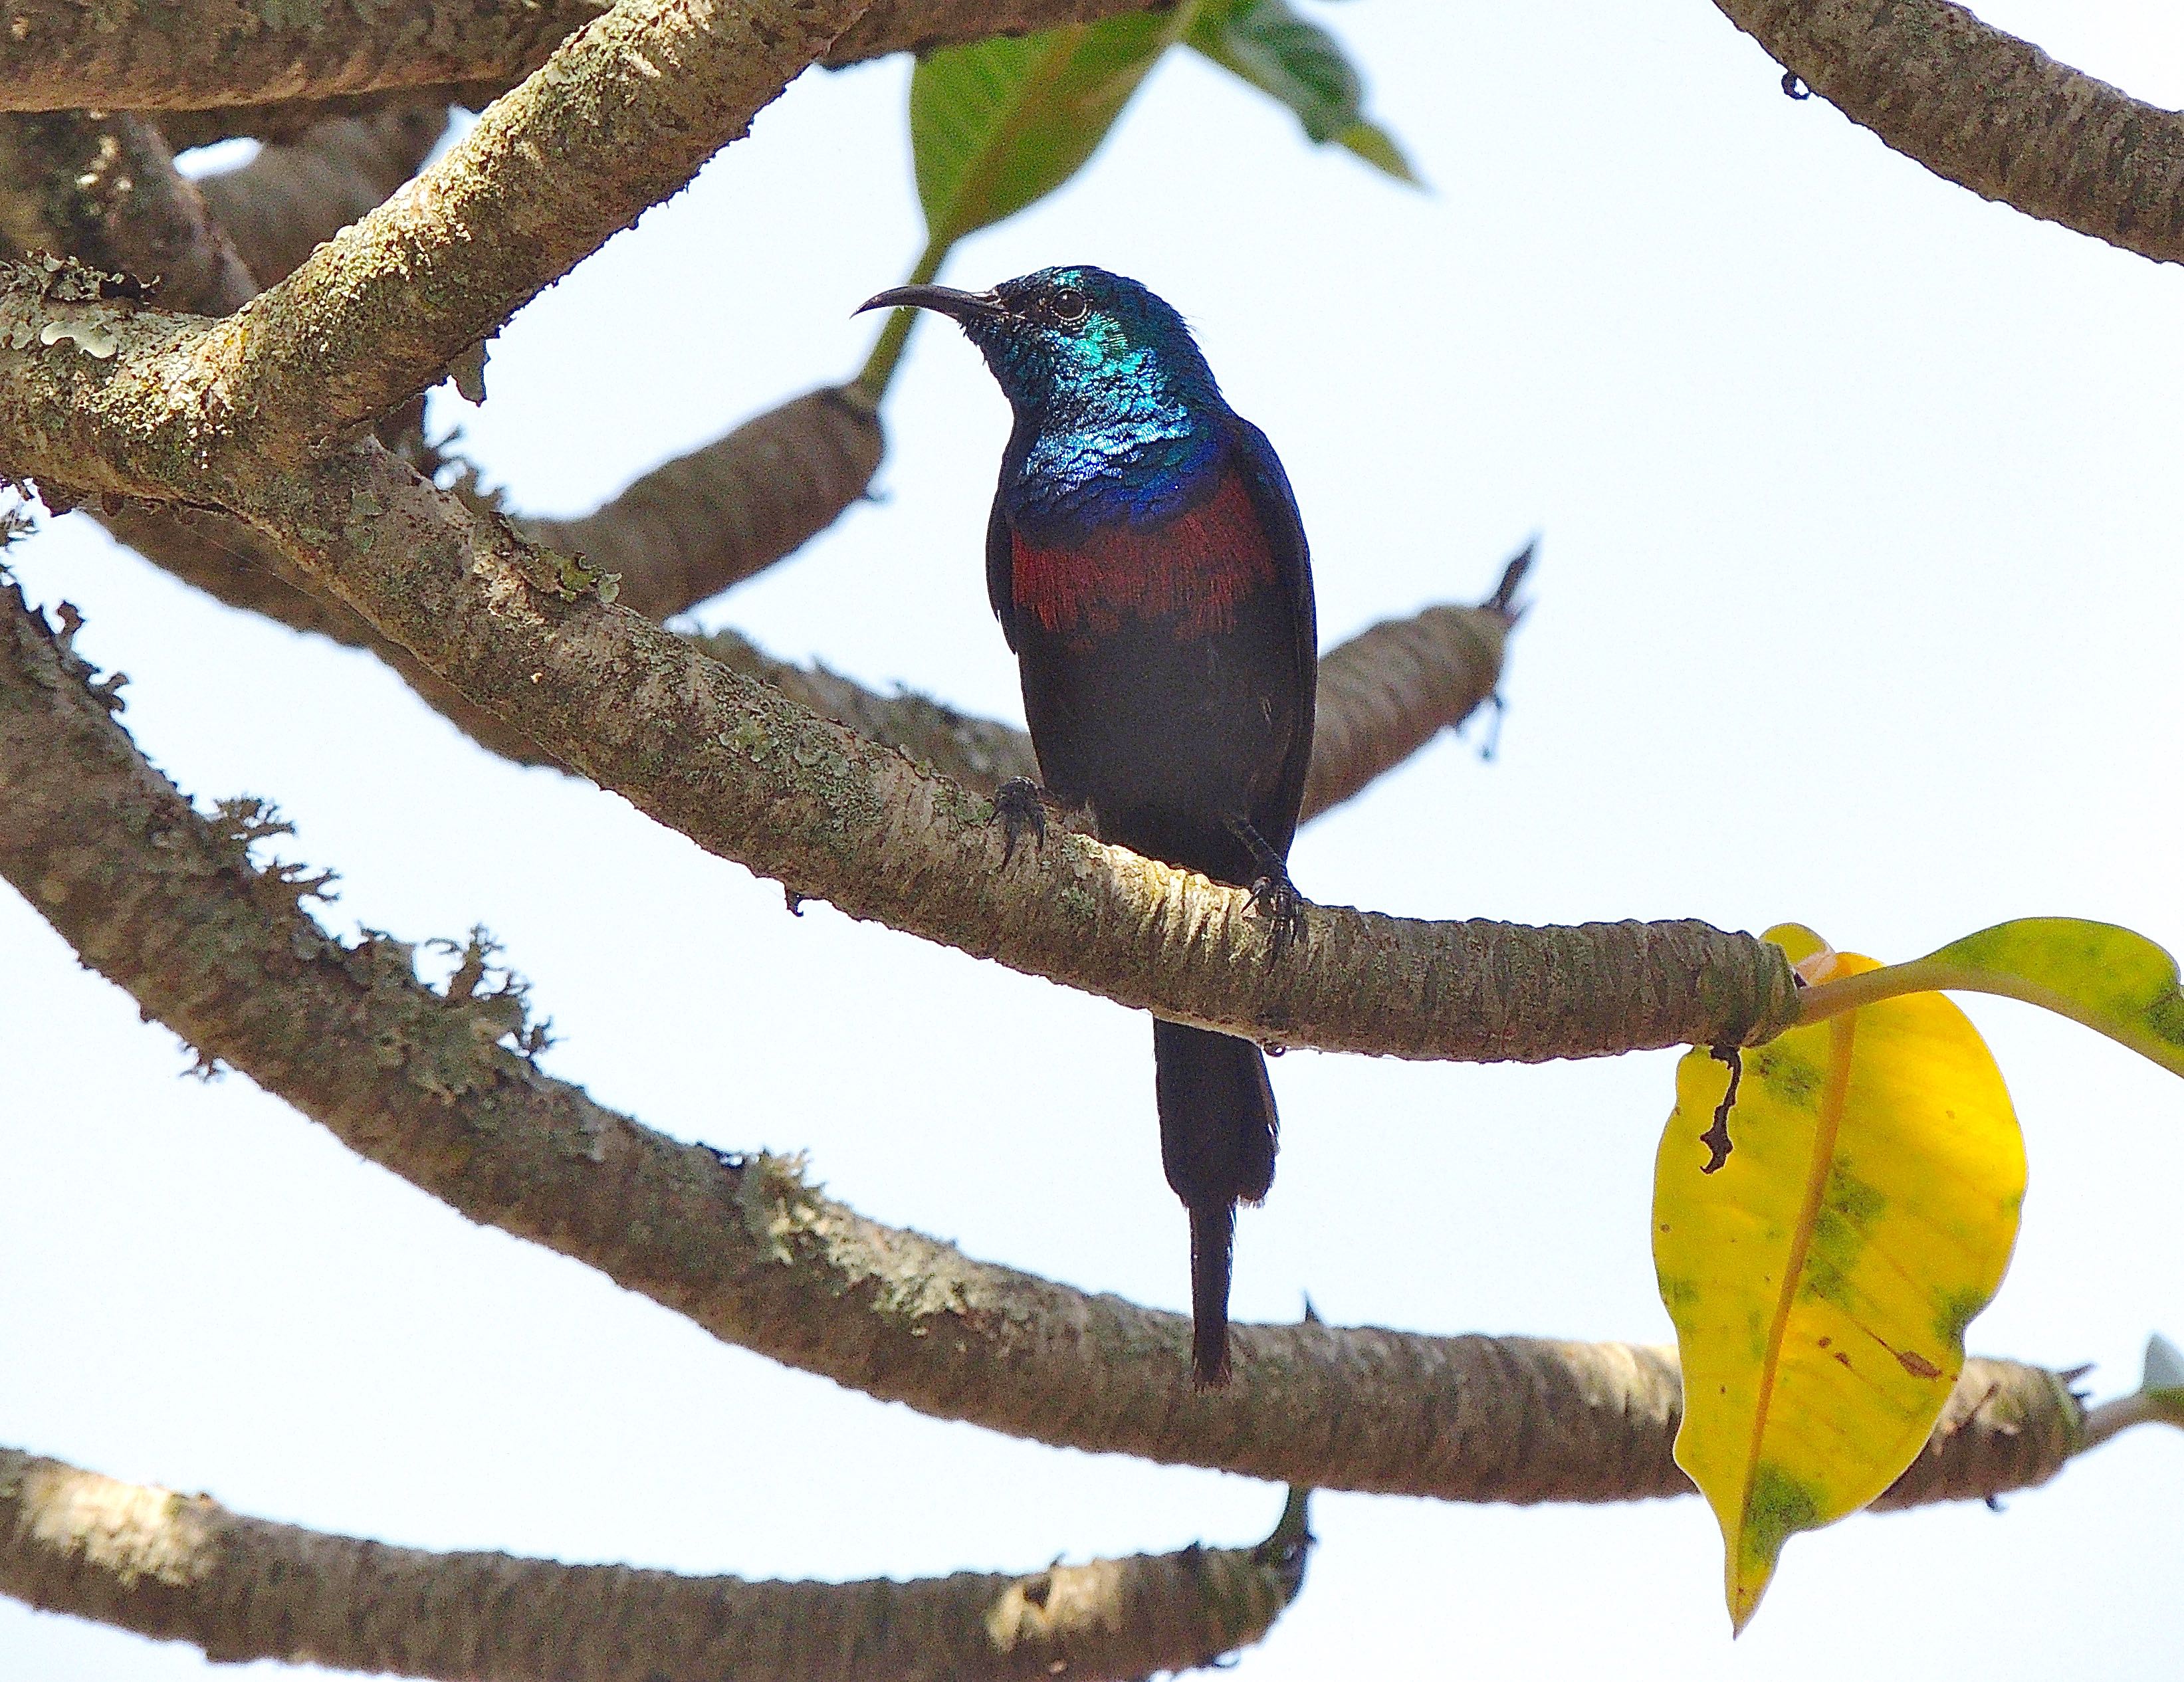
(1225, 815, 1307, 958)
(1248, 869, 1308, 960)
(992, 776, 1049, 867)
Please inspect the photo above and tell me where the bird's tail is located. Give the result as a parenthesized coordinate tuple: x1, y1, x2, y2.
(1153, 1018, 1278, 1388)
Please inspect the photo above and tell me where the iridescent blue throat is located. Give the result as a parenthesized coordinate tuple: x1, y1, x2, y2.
(962, 290, 1230, 544)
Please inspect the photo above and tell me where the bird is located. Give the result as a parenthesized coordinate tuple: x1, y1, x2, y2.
(858, 265, 1317, 1386)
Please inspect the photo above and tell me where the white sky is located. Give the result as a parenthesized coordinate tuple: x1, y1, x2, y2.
(3, 3, 2181, 1676)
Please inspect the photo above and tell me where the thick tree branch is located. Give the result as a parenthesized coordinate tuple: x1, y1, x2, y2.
(0, 108, 531, 765)
(0, 286, 1797, 1057)
(0, 1, 1164, 114)
(0, 1, 610, 114)
(257, 441, 1802, 1061)
(0, 1447, 1307, 1681)
(0, 580, 2122, 1507)
(1715, 1, 2184, 266)
(824, 1, 1171, 66)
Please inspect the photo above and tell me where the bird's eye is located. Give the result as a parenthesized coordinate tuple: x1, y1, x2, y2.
(1049, 286, 1090, 326)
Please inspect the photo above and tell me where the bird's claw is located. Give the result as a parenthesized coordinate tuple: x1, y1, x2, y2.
(992, 776, 1048, 867)
(1249, 870, 1307, 960)
(1223, 814, 1305, 957)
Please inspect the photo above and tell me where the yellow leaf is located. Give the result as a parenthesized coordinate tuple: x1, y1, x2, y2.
(1654, 924, 2026, 1632)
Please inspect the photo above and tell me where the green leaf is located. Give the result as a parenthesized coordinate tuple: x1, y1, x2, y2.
(1335, 119, 1418, 183)
(1186, 0, 1418, 181)
(1796, 918, 2184, 1081)
(909, 12, 1191, 249)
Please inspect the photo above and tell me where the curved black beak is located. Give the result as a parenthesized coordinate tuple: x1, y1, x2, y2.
(855, 283, 1006, 321)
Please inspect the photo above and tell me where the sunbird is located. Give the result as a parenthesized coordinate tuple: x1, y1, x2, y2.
(859, 266, 1317, 1386)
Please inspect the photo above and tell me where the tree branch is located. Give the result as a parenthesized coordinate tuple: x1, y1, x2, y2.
(0, 96, 1494, 797)
(155, 89, 504, 153)
(0, 111, 255, 310)
(524, 387, 888, 620)
(186, 0, 871, 454)
(1713, 1, 2184, 266)
(254, 439, 1802, 1061)
(0, 1447, 1307, 1681)
(0, 1, 610, 114)
(0, 1, 1168, 114)
(0, 106, 540, 766)
(0, 280, 1797, 1058)
(0, 578, 2123, 1508)
(824, 1, 1175, 66)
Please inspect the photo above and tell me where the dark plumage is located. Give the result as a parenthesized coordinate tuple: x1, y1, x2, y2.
(859, 266, 1317, 1385)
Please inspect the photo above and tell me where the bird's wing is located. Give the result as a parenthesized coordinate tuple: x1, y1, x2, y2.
(1223, 413, 1319, 825)
(986, 431, 1031, 653)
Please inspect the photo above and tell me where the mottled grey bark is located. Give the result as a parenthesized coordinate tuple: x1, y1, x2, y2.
(0, 1447, 1307, 1681)
(0, 579, 2104, 1508)
(527, 387, 889, 620)
(0, 0, 1168, 113)
(0, 313, 1796, 1057)
(1715, 0, 2184, 266)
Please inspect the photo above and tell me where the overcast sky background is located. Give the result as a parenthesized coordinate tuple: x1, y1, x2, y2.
(4, 3, 2181, 1676)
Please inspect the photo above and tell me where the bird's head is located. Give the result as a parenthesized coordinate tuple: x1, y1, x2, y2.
(859, 265, 1220, 421)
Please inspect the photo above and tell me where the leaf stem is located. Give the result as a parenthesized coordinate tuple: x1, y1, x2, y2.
(1803, 960, 2102, 1029)
(852, 236, 948, 407)
(1796, 958, 2184, 1076)
(2080, 1390, 2184, 1450)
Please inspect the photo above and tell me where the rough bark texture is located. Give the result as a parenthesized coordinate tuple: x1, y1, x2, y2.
(156, 88, 504, 152)
(195, 0, 873, 453)
(0, 0, 1167, 112)
(0, 109, 526, 761)
(1715, 0, 2184, 266)
(1302, 594, 1512, 817)
(825, 0, 1168, 65)
(0, 290, 1797, 1058)
(0, 0, 613, 112)
(527, 387, 889, 620)
(0, 579, 2097, 1506)
(0, 1448, 1306, 1681)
